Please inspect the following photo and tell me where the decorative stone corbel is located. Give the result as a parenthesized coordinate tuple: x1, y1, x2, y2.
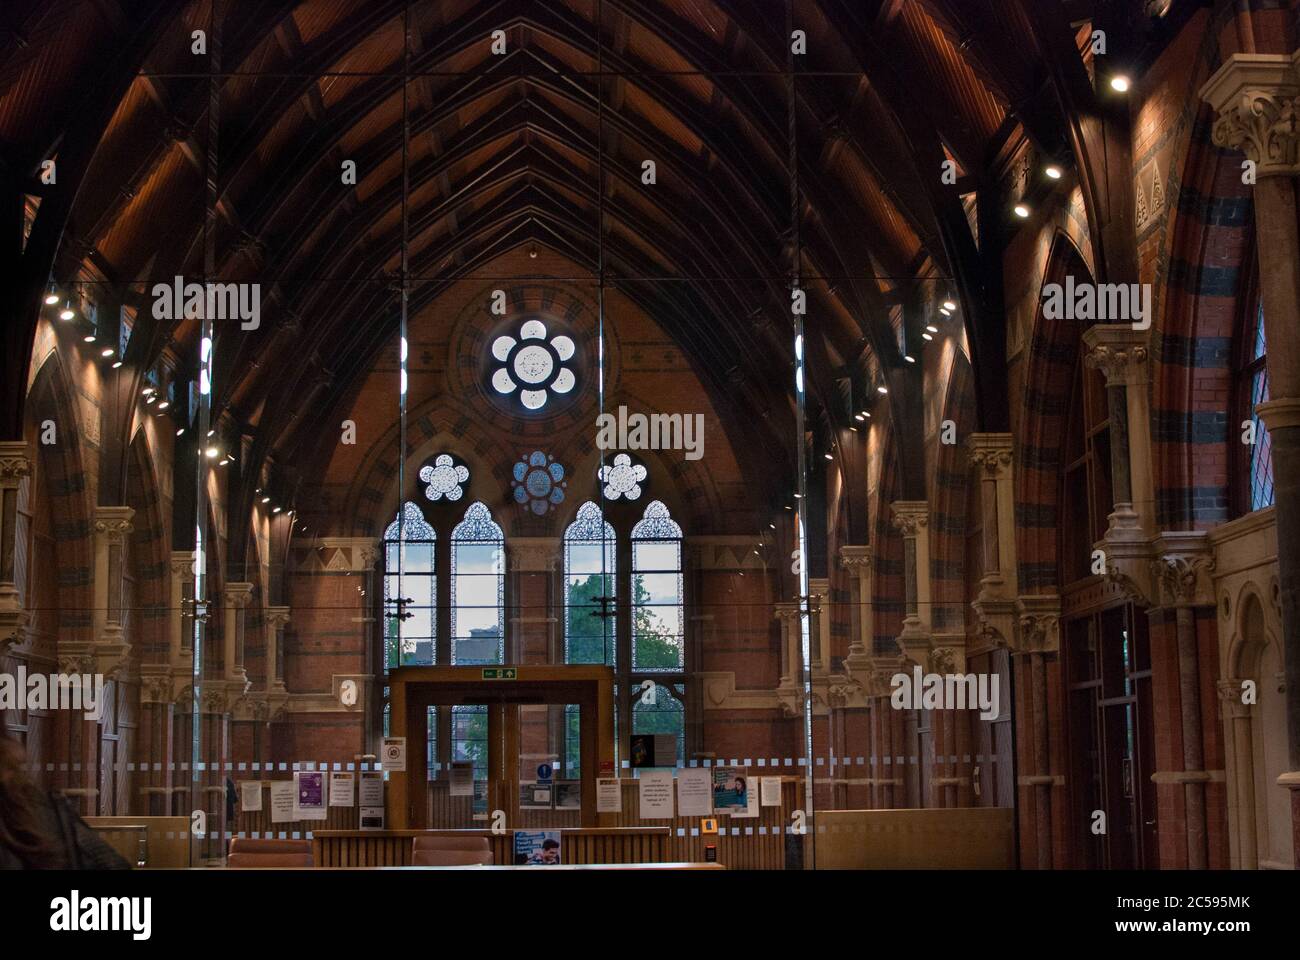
(1014, 595, 1061, 655)
(1200, 51, 1300, 178)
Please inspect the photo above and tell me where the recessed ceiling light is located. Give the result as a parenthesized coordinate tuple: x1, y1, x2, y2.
(100, 347, 114, 357)
(926, 324, 938, 333)
(157, 401, 169, 410)
(905, 355, 916, 363)
(207, 429, 215, 437)
(854, 413, 865, 422)
(793, 493, 802, 499)
(769, 523, 775, 529)
(824, 452, 834, 461)
(1045, 165, 1062, 180)
(82, 334, 95, 343)
(60, 302, 75, 320)
(942, 300, 956, 311)
(272, 506, 283, 514)
(1110, 75, 1130, 93)
(1014, 204, 1031, 218)
(176, 427, 185, 436)
(142, 387, 154, 396)
(922, 333, 933, 341)
(261, 496, 271, 504)
(877, 385, 888, 394)
(939, 307, 952, 317)
(204, 446, 219, 459)
(45, 291, 60, 305)
(111, 360, 123, 368)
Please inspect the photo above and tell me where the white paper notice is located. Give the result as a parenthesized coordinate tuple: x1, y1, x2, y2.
(329, 771, 355, 807)
(359, 771, 383, 807)
(293, 771, 328, 821)
(676, 767, 713, 817)
(638, 769, 675, 819)
(240, 781, 262, 812)
(381, 737, 406, 772)
(449, 761, 474, 797)
(269, 781, 295, 823)
(596, 778, 622, 813)
(760, 776, 782, 807)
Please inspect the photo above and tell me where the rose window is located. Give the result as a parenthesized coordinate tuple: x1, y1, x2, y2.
(490, 320, 576, 411)
(599, 453, 647, 501)
(419, 454, 469, 502)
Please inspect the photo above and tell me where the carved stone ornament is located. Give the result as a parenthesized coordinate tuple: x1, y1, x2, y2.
(1201, 52, 1300, 177)
(1152, 554, 1216, 607)
(1084, 343, 1148, 384)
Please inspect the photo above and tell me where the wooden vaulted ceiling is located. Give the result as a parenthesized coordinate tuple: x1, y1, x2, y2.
(3, 0, 1098, 504)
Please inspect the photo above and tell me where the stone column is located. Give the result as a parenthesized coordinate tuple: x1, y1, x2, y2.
(223, 582, 254, 684)
(890, 501, 931, 666)
(264, 606, 289, 693)
(1082, 327, 1154, 540)
(1202, 50, 1300, 862)
(1015, 596, 1061, 869)
(838, 546, 872, 674)
(1217, 678, 1258, 869)
(1152, 535, 1215, 869)
(807, 576, 829, 674)
(92, 505, 134, 663)
(169, 551, 197, 668)
(0, 441, 32, 649)
(968, 435, 1018, 646)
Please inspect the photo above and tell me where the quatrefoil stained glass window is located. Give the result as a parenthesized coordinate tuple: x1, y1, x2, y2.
(490, 320, 576, 410)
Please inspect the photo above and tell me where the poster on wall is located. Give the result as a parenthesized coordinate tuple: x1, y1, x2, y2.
(731, 775, 759, 819)
(359, 770, 384, 807)
(596, 778, 622, 813)
(329, 771, 355, 807)
(676, 767, 713, 817)
(711, 767, 749, 814)
(519, 782, 553, 808)
(553, 781, 581, 810)
(381, 737, 407, 772)
(638, 769, 675, 819)
(239, 781, 262, 812)
(513, 831, 563, 865)
(293, 771, 328, 821)
(759, 776, 782, 807)
(448, 761, 474, 797)
(269, 781, 295, 823)
(359, 807, 385, 830)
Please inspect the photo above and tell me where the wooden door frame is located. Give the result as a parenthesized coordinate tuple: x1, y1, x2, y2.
(387, 665, 615, 828)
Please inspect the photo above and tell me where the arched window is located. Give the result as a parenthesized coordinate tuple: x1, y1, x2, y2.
(383, 501, 435, 667)
(564, 501, 615, 664)
(1238, 300, 1275, 512)
(631, 500, 684, 671)
(451, 501, 504, 665)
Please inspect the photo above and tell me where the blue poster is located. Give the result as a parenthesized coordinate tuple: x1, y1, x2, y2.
(513, 830, 562, 865)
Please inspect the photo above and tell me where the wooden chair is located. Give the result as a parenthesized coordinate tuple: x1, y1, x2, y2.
(227, 837, 314, 868)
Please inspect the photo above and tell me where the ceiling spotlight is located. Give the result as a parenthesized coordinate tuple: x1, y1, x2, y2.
(528, 243, 538, 259)
(261, 496, 271, 504)
(142, 387, 154, 396)
(145, 394, 156, 404)
(157, 401, 169, 410)
(904, 355, 916, 363)
(207, 429, 215, 438)
(82, 334, 95, 343)
(940, 307, 952, 317)
(877, 385, 888, 394)
(865, 411, 872, 418)
(942, 300, 956, 311)
(204, 446, 219, 459)
(1014, 204, 1031, 219)
(60, 302, 75, 320)
(769, 523, 776, 529)
(218, 458, 230, 467)
(45, 288, 60, 305)
(926, 324, 938, 333)
(922, 333, 933, 341)
(272, 506, 283, 514)
(793, 492, 803, 499)
(1110, 75, 1130, 93)
(1044, 165, 1063, 180)
(854, 413, 865, 422)
(100, 347, 114, 358)
(111, 360, 123, 369)
(176, 427, 185, 436)
(824, 452, 834, 461)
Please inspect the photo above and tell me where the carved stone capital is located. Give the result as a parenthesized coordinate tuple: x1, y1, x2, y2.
(1014, 595, 1061, 654)
(1151, 553, 1216, 608)
(225, 582, 255, 609)
(265, 606, 291, 629)
(93, 506, 135, 542)
(890, 501, 929, 537)
(966, 433, 1014, 478)
(1216, 678, 1252, 719)
(838, 544, 872, 572)
(170, 551, 198, 578)
(1200, 52, 1300, 177)
(0, 441, 33, 483)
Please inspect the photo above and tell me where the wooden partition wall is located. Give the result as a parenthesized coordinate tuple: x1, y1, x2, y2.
(813, 808, 1015, 869)
(83, 816, 190, 868)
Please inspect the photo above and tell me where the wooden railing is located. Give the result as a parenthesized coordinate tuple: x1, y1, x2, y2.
(234, 775, 803, 869)
(312, 827, 669, 867)
(85, 816, 191, 868)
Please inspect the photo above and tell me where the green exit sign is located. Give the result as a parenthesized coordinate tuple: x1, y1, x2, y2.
(481, 668, 518, 680)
